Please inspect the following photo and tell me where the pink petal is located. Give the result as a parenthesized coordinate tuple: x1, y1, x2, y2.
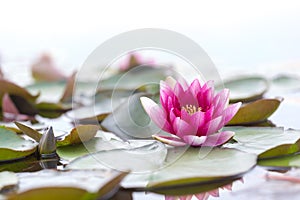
(2, 93, 19, 115)
(153, 135, 187, 146)
(173, 117, 197, 138)
(194, 193, 210, 200)
(183, 135, 207, 146)
(140, 97, 172, 132)
(164, 76, 177, 90)
(202, 131, 235, 146)
(208, 189, 220, 197)
(206, 116, 224, 135)
(223, 102, 242, 124)
(213, 89, 230, 118)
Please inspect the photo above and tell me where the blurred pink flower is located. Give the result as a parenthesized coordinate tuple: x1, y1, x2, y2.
(31, 53, 66, 82)
(141, 77, 241, 147)
(119, 53, 155, 72)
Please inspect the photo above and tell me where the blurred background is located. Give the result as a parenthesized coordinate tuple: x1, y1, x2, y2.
(0, 0, 300, 83)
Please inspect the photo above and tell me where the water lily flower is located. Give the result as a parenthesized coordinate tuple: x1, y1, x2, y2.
(31, 53, 67, 82)
(140, 76, 241, 147)
(119, 53, 155, 72)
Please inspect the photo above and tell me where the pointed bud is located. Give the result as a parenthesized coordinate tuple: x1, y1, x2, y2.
(38, 127, 56, 158)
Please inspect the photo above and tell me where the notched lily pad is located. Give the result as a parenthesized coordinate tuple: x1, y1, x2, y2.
(224, 127, 300, 156)
(0, 127, 37, 162)
(221, 76, 269, 103)
(228, 98, 283, 125)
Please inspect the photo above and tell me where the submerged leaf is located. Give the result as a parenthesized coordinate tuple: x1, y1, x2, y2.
(228, 98, 282, 125)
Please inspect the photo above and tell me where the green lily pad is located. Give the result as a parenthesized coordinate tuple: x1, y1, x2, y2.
(268, 74, 300, 96)
(35, 102, 70, 118)
(57, 135, 126, 161)
(222, 76, 269, 103)
(258, 153, 300, 169)
(101, 93, 159, 140)
(0, 171, 18, 192)
(227, 98, 282, 125)
(224, 127, 300, 156)
(66, 89, 132, 124)
(0, 127, 38, 162)
(145, 147, 256, 195)
(5, 170, 128, 200)
(67, 144, 256, 195)
(98, 66, 168, 91)
(56, 125, 99, 147)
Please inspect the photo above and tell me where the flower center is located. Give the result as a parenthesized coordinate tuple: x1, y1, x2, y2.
(181, 104, 202, 115)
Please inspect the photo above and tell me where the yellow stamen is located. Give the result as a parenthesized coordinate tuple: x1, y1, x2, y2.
(181, 104, 202, 115)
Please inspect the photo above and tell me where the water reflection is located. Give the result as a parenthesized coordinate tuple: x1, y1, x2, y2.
(165, 179, 243, 200)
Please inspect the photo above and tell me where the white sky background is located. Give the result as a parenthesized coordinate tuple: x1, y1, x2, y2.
(0, 0, 300, 81)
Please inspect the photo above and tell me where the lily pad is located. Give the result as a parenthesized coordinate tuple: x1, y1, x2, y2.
(35, 102, 70, 118)
(227, 98, 282, 125)
(0, 79, 39, 104)
(5, 170, 128, 200)
(221, 76, 269, 103)
(101, 93, 160, 140)
(0, 127, 37, 162)
(258, 153, 300, 169)
(56, 125, 99, 147)
(98, 66, 169, 91)
(57, 135, 127, 161)
(224, 127, 300, 156)
(67, 144, 256, 195)
(66, 89, 132, 124)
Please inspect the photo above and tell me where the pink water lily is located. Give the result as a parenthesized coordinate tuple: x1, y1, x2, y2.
(140, 77, 241, 147)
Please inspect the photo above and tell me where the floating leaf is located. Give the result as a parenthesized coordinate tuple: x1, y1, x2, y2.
(145, 147, 256, 195)
(59, 72, 76, 103)
(224, 127, 300, 156)
(67, 144, 256, 196)
(0, 171, 18, 192)
(67, 140, 167, 173)
(101, 93, 160, 140)
(56, 125, 99, 147)
(14, 122, 42, 142)
(268, 74, 300, 96)
(66, 89, 132, 124)
(9, 95, 38, 116)
(36, 102, 70, 118)
(98, 66, 169, 91)
(258, 153, 300, 169)
(0, 127, 37, 162)
(0, 79, 39, 104)
(57, 137, 126, 161)
(221, 76, 269, 103)
(259, 137, 300, 160)
(227, 98, 282, 125)
(5, 170, 128, 200)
